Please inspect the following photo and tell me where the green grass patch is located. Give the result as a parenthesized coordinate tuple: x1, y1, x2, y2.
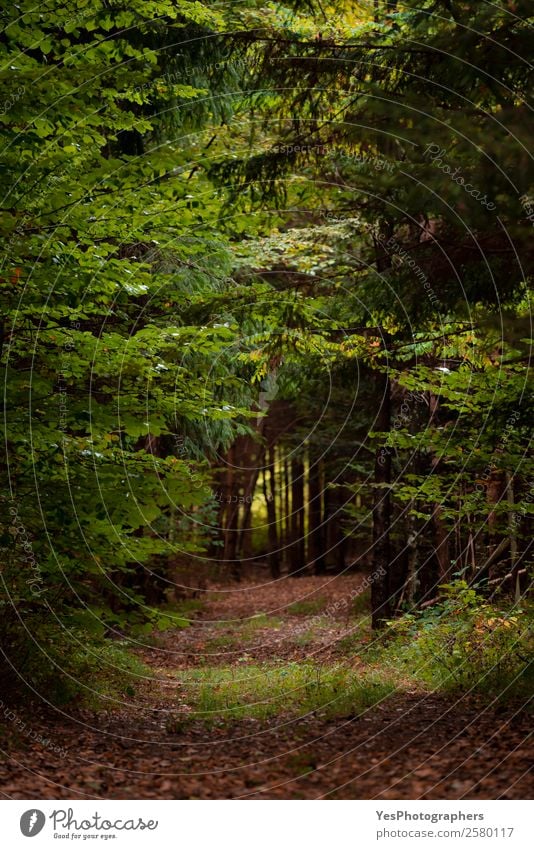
(203, 615, 283, 651)
(286, 752, 317, 776)
(291, 616, 338, 646)
(204, 632, 251, 650)
(0, 613, 152, 707)
(241, 614, 283, 632)
(351, 587, 371, 616)
(287, 598, 326, 616)
(86, 641, 151, 705)
(160, 597, 205, 621)
(211, 613, 282, 632)
(175, 661, 395, 723)
(30, 637, 151, 708)
(335, 620, 372, 655)
(292, 629, 317, 647)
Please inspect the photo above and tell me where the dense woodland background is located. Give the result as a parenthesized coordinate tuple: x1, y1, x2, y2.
(0, 0, 532, 781)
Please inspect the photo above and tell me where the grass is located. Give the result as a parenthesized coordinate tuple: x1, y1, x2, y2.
(204, 633, 247, 650)
(291, 615, 339, 646)
(174, 661, 395, 723)
(242, 613, 283, 631)
(351, 587, 371, 616)
(292, 629, 317, 647)
(336, 618, 372, 655)
(286, 752, 317, 776)
(202, 615, 284, 653)
(211, 613, 282, 632)
(0, 616, 152, 707)
(160, 597, 205, 621)
(20, 638, 154, 708)
(287, 598, 326, 616)
(83, 641, 151, 706)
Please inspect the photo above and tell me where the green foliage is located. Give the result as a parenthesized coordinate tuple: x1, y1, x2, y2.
(0, 609, 149, 706)
(0, 0, 260, 700)
(1, 0, 531, 708)
(380, 581, 533, 700)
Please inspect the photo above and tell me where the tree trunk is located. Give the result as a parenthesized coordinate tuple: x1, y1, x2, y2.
(223, 443, 241, 580)
(371, 370, 392, 628)
(405, 505, 419, 607)
(236, 442, 264, 561)
(428, 393, 451, 583)
(290, 457, 305, 575)
(506, 473, 520, 601)
(282, 454, 291, 572)
(432, 504, 451, 582)
(308, 454, 326, 574)
(263, 445, 279, 577)
(324, 482, 347, 570)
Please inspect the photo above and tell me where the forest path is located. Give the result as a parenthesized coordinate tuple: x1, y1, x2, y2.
(0, 575, 531, 799)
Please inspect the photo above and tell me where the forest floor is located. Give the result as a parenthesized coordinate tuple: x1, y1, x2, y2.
(0, 574, 531, 799)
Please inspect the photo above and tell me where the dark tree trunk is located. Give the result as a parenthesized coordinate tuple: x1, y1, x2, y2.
(282, 454, 291, 572)
(432, 504, 450, 581)
(323, 482, 332, 566)
(324, 482, 347, 570)
(427, 392, 451, 584)
(290, 457, 305, 574)
(309, 454, 326, 574)
(371, 371, 392, 628)
(405, 506, 419, 607)
(263, 445, 280, 577)
(223, 443, 241, 580)
(236, 441, 264, 561)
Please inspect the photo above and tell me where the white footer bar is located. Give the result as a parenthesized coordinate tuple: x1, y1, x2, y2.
(2, 800, 531, 848)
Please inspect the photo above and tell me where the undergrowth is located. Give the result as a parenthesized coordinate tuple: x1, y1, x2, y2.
(0, 621, 150, 707)
(374, 581, 533, 701)
(174, 661, 395, 723)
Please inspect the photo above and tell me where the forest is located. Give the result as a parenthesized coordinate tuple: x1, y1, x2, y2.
(0, 0, 532, 801)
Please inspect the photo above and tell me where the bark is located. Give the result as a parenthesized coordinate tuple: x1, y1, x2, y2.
(236, 442, 264, 561)
(290, 458, 306, 574)
(428, 393, 451, 582)
(405, 506, 419, 606)
(481, 536, 510, 573)
(263, 445, 280, 577)
(222, 443, 241, 580)
(506, 473, 520, 601)
(432, 504, 451, 581)
(371, 370, 392, 628)
(282, 455, 291, 571)
(308, 454, 326, 574)
(482, 470, 507, 584)
(324, 483, 347, 570)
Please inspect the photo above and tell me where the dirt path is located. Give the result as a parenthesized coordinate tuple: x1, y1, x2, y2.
(0, 575, 531, 799)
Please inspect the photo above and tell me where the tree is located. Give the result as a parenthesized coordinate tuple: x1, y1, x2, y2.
(0, 0, 259, 694)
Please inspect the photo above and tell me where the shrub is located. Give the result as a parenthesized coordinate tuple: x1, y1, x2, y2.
(381, 580, 533, 700)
